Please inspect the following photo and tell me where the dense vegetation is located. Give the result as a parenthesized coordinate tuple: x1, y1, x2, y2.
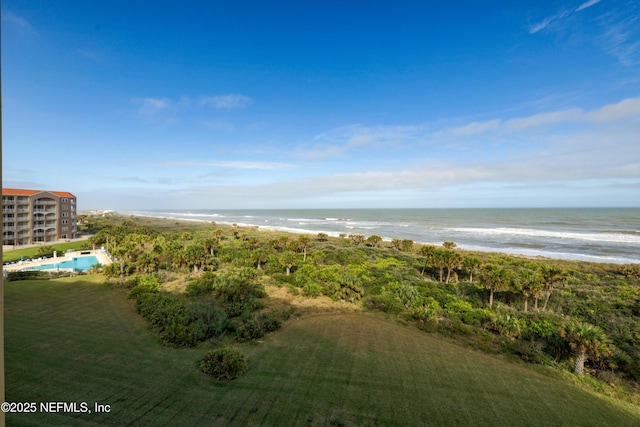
(72, 214, 640, 396)
(9, 213, 639, 402)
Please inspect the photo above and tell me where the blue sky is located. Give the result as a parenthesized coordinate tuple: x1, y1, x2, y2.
(3, 0, 640, 210)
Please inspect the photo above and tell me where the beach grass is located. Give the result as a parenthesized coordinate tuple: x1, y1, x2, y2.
(5, 275, 640, 426)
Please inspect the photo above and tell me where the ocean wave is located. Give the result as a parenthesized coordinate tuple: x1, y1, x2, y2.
(447, 227, 640, 244)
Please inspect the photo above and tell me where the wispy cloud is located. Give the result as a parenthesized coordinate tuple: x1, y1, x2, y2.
(199, 94, 252, 109)
(2, 11, 37, 35)
(529, 10, 570, 34)
(529, 1, 640, 66)
(155, 160, 295, 170)
(445, 97, 640, 136)
(302, 124, 420, 159)
(529, 0, 603, 34)
(204, 120, 235, 132)
(599, 12, 640, 66)
(131, 97, 170, 117)
(576, 0, 602, 12)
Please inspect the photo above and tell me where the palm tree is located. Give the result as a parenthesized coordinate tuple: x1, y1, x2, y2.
(479, 265, 511, 308)
(252, 248, 269, 271)
(418, 245, 438, 276)
(432, 250, 448, 282)
(349, 234, 365, 245)
(365, 235, 382, 247)
(560, 320, 611, 375)
(515, 269, 543, 312)
(442, 250, 462, 284)
(540, 266, 569, 311)
(278, 251, 297, 275)
(201, 237, 219, 256)
(136, 252, 159, 274)
(442, 241, 457, 249)
(462, 256, 482, 283)
(296, 235, 312, 261)
(185, 244, 209, 273)
(391, 238, 403, 250)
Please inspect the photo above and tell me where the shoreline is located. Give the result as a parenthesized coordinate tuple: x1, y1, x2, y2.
(117, 211, 638, 265)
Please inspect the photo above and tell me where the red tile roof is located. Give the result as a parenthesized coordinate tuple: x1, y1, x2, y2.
(2, 188, 76, 198)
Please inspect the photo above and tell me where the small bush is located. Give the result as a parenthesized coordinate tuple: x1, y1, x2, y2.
(6, 271, 50, 281)
(160, 322, 197, 348)
(512, 339, 550, 364)
(186, 272, 217, 297)
(236, 312, 282, 342)
(128, 274, 162, 298)
(302, 282, 322, 297)
(199, 347, 248, 381)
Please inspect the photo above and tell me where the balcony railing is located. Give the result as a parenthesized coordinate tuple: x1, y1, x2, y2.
(34, 200, 56, 206)
(3, 208, 15, 213)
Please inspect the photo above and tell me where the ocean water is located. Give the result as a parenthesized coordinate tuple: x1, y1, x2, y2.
(123, 208, 640, 264)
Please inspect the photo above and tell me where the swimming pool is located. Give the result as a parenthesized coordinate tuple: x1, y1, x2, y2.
(24, 255, 100, 272)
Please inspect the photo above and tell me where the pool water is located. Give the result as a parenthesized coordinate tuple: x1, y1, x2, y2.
(24, 255, 100, 272)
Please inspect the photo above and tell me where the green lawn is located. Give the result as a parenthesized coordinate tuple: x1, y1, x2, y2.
(5, 276, 640, 426)
(2, 241, 91, 263)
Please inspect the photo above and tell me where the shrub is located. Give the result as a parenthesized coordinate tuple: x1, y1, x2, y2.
(186, 300, 230, 341)
(512, 340, 550, 364)
(236, 312, 282, 342)
(128, 274, 162, 298)
(185, 272, 217, 297)
(134, 292, 188, 332)
(160, 322, 197, 348)
(489, 313, 523, 338)
(302, 282, 322, 297)
(5, 271, 50, 281)
(199, 347, 248, 381)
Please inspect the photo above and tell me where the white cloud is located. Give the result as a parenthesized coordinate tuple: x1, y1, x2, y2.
(576, 0, 601, 12)
(199, 94, 252, 109)
(586, 97, 640, 122)
(302, 124, 419, 159)
(529, 10, 570, 34)
(450, 119, 501, 136)
(131, 97, 170, 117)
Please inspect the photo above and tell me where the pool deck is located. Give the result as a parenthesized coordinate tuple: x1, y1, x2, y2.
(2, 249, 113, 273)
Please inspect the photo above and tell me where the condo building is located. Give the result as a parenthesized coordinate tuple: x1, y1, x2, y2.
(2, 188, 78, 246)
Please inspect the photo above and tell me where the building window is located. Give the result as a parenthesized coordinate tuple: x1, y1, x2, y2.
(62, 205, 68, 210)
(62, 227, 69, 232)
(62, 220, 68, 224)
(61, 234, 67, 239)
(62, 212, 69, 217)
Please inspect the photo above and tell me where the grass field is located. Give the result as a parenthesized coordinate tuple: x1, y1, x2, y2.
(5, 276, 640, 426)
